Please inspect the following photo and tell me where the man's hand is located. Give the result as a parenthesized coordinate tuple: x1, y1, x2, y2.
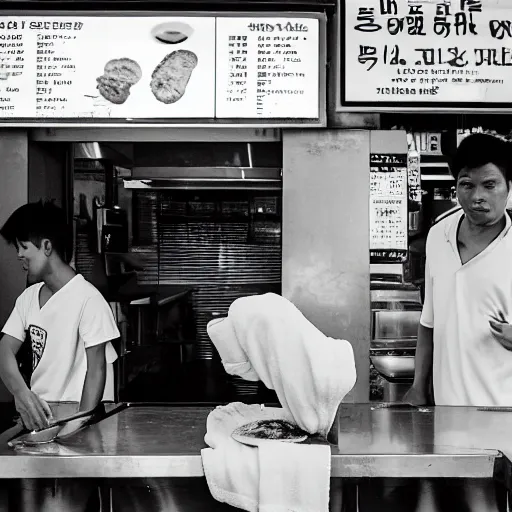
(490, 319, 512, 351)
(403, 385, 429, 406)
(14, 389, 53, 431)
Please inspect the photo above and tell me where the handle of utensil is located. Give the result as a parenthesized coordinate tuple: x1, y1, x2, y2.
(47, 409, 96, 428)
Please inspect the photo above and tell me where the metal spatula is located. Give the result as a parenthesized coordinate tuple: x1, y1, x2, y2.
(8, 409, 94, 447)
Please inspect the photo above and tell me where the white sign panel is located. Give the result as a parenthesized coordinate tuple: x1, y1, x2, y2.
(369, 153, 408, 262)
(216, 17, 320, 118)
(0, 16, 216, 118)
(344, 0, 512, 106)
(0, 14, 322, 121)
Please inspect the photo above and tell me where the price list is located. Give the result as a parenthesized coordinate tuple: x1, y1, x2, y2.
(216, 17, 320, 119)
(370, 154, 408, 263)
(0, 20, 31, 117)
(35, 21, 83, 116)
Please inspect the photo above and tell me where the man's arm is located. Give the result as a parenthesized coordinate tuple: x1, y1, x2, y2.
(405, 239, 434, 406)
(404, 325, 434, 405)
(0, 334, 52, 429)
(79, 343, 107, 412)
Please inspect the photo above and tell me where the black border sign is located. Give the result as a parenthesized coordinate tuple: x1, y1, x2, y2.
(0, 10, 326, 127)
(337, 0, 512, 113)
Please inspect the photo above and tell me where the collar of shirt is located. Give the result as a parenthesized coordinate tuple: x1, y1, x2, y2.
(445, 209, 512, 262)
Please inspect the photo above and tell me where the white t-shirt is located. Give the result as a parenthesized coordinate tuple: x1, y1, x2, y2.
(2, 274, 119, 402)
(420, 209, 512, 406)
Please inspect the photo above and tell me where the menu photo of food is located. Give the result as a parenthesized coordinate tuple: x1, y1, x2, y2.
(96, 58, 142, 105)
(77, 16, 215, 118)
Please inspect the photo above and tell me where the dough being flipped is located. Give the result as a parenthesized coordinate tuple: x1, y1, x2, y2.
(96, 58, 142, 105)
(150, 50, 198, 104)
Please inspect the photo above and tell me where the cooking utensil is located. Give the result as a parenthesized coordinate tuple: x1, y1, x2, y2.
(8, 409, 96, 447)
(9, 424, 65, 447)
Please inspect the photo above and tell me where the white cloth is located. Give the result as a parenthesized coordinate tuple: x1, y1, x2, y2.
(202, 403, 331, 512)
(421, 209, 512, 406)
(207, 293, 357, 437)
(203, 293, 356, 512)
(2, 274, 119, 402)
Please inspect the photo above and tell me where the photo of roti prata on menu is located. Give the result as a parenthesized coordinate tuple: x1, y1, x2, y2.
(0, 16, 215, 118)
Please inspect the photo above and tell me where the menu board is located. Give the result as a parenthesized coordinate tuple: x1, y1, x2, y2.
(370, 154, 408, 263)
(216, 17, 319, 118)
(342, 0, 512, 109)
(0, 13, 323, 122)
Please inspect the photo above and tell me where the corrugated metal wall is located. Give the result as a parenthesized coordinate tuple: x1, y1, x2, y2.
(133, 190, 282, 360)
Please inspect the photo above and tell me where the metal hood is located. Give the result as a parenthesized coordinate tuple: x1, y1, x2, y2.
(123, 166, 282, 191)
(73, 142, 134, 169)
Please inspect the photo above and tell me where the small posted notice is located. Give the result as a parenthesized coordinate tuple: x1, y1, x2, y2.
(370, 153, 408, 263)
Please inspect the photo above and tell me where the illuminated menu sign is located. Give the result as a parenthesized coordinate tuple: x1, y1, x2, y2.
(370, 153, 408, 263)
(342, 0, 512, 109)
(0, 14, 322, 122)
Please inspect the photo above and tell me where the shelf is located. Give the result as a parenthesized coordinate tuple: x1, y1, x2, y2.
(421, 175, 454, 181)
(420, 162, 447, 168)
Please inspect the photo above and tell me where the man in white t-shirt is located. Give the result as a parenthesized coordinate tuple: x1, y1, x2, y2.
(0, 200, 119, 511)
(404, 133, 512, 512)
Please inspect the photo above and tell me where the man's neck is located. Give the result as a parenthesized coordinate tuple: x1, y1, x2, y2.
(43, 263, 76, 294)
(461, 214, 506, 243)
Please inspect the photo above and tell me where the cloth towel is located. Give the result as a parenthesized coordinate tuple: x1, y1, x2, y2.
(201, 293, 357, 512)
(202, 402, 331, 512)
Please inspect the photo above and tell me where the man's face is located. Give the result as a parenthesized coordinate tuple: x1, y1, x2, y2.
(16, 239, 49, 283)
(456, 163, 511, 227)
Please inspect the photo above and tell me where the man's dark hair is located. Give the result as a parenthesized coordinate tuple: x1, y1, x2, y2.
(0, 200, 73, 264)
(452, 133, 512, 182)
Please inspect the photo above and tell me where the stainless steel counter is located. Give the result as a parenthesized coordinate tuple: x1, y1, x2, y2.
(0, 404, 509, 481)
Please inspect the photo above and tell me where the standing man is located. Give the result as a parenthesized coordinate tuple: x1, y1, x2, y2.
(405, 133, 512, 512)
(0, 200, 119, 511)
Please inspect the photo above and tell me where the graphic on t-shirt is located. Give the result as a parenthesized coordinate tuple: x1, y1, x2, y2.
(28, 325, 47, 371)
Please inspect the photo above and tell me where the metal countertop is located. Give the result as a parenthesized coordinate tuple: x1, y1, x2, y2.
(0, 404, 508, 480)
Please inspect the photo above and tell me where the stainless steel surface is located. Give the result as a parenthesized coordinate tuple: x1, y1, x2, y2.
(371, 355, 415, 380)
(123, 179, 282, 191)
(74, 142, 104, 160)
(30, 127, 282, 143)
(371, 340, 417, 350)
(73, 142, 133, 168)
(371, 287, 422, 305)
(0, 404, 509, 481)
(131, 167, 282, 180)
(124, 166, 282, 191)
(373, 310, 421, 340)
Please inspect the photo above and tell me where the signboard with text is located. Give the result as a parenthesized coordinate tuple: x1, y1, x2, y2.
(0, 12, 325, 125)
(340, 0, 512, 111)
(370, 153, 408, 263)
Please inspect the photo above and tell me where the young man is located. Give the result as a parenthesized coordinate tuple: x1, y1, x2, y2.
(406, 133, 512, 407)
(0, 200, 119, 511)
(405, 133, 512, 512)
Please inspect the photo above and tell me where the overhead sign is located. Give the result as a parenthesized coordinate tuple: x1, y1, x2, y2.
(0, 12, 324, 125)
(341, 0, 512, 111)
